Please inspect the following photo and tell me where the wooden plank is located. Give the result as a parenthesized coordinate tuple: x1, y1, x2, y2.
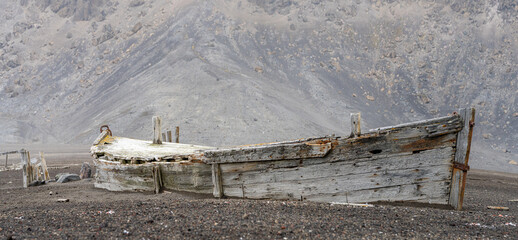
(222, 164, 452, 201)
(212, 163, 223, 197)
(20, 149, 29, 188)
(161, 162, 213, 193)
(175, 126, 180, 143)
(304, 180, 451, 204)
(449, 108, 475, 210)
(350, 113, 361, 137)
(0, 151, 18, 156)
(204, 142, 332, 164)
(153, 116, 162, 144)
(220, 147, 455, 186)
(40, 152, 50, 181)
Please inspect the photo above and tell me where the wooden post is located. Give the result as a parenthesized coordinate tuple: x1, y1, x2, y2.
(5, 154, 8, 168)
(20, 149, 29, 188)
(153, 116, 162, 144)
(167, 130, 172, 143)
(162, 133, 167, 142)
(40, 152, 50, 181)
(449, 108, 475, 210)
(175, 126, 180, 143)
(212, 163, 223, 198)
(152, 165, 163, 194)
(350, 113, 361, 137)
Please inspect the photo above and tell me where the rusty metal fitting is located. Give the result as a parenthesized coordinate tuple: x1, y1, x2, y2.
(100, 125, 112, 136)
(453, 162, 470, 172)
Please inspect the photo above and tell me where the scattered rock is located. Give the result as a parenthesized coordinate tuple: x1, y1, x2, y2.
(131, 22, 143, 34)
(366, 95, 375, 101)
(509, 160, 517, 165)
(80, 162, 92, 179)
(254, 66, 263, 73)
(57, 174, 80, 183)
(129, 0, 145, 7)
(482, 133, 492, 139)
(57, 198, 69, 202)
(55, 173, 70, 181)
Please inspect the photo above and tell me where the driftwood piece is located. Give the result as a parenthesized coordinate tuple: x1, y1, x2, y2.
(449, 108, 475, 210)
(153, 116, 162, 144)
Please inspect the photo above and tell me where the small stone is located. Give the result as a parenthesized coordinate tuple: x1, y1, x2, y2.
(57, 198, 69, 202)
(57, 174, 80, 183)
(509, 160, 517, 165)
(366, 95, 375, 101)
(80, 162, 92, 179)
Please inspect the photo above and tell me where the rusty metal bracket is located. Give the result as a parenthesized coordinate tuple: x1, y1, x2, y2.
(100, 125, 112, 136)
(453, 162, 470, 172)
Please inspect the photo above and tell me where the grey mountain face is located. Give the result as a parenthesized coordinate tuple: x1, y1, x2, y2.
(0, 0, 517, 171)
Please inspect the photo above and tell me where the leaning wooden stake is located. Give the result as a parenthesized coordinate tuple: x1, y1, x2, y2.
(449, 108, 475, 210)
(153, 116, 162, 144)
(175, 126, 180, 143)
(350, 113, 361, 137)
(40, 152, 50, 181)
(20, 149, 29, 188)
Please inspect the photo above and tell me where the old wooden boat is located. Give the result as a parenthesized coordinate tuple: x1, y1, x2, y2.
(91, 108, 475, 210)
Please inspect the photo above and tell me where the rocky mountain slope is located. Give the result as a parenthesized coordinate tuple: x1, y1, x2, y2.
(0, 0, 517, 172)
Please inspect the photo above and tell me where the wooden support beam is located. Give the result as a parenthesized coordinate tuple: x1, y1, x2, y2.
(167, 130, 172, 143)
(162, 133, 167, 143)
(175, 126, 180, 143)
(20, 149, 29, 188)
(152, 165, 163, 194)
(449, 108, 475, 210)
(153, 116, 162, 144)
(350, 113, 361, 137)
(212, 163, 224, 198)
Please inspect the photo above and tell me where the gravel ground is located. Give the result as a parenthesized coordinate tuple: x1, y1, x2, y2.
(1, 165, 517, 239)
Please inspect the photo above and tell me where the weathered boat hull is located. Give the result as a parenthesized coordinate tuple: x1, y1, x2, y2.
(91, 108, 475, 209)
(94, 158, 213, 193)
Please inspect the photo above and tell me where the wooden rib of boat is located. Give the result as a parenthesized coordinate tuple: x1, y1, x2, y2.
(91, 108, 475, 210)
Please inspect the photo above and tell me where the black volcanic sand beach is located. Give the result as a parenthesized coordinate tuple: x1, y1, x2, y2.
(1, 164, 517, 239)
